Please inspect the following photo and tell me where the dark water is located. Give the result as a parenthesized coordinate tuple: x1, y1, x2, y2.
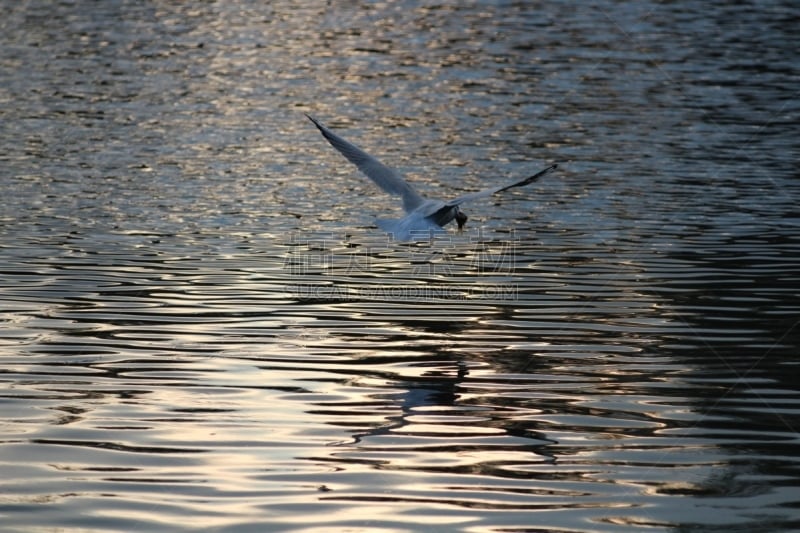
(1, 1, 799, 531)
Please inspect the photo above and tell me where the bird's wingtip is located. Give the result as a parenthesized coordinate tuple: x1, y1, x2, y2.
(303, 113, 325, 134)
(305, 114, 326, 131)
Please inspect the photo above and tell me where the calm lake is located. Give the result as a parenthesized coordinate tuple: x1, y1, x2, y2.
(1, 1, 798, 531)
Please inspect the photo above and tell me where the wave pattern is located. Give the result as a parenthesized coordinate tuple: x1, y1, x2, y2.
(1, 0, 798, 531)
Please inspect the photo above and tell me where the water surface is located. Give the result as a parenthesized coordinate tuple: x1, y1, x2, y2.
(1, 1, 799, 531)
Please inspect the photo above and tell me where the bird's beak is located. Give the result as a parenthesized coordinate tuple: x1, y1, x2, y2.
(456, 210, 468, 232)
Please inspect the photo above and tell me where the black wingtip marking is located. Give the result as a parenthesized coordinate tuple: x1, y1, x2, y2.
(306, 114, 322, 129)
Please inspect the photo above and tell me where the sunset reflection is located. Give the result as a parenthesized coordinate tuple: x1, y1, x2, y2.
(1, 0, 798, 531)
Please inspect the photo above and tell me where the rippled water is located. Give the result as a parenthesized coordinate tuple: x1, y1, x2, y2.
(1, 1, 799, 531)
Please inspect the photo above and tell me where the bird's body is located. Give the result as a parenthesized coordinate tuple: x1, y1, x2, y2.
(307, 115, 557, 240)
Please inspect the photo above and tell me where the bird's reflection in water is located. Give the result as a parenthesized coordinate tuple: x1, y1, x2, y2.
(333, 357, 557, 465)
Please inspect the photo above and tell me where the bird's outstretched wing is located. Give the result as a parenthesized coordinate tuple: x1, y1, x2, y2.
(445, 163, 558, 207)
(307, 115, 425, 213)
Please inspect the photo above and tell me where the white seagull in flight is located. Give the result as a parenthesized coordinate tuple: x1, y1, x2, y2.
(307, 115, 557, 240)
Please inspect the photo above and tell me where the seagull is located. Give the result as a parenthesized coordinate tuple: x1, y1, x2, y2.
(307, 115, 557, 240)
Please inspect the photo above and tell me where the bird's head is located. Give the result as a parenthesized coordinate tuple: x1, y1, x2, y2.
(455, 209, 468, 232)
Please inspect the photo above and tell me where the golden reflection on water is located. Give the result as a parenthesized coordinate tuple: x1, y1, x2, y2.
(1, 0, 799, 531)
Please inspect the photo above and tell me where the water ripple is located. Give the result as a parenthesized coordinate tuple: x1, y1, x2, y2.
(2, 0, 799, 531)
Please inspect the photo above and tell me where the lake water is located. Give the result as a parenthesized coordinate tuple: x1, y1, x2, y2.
(1, 1, 799, 531)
